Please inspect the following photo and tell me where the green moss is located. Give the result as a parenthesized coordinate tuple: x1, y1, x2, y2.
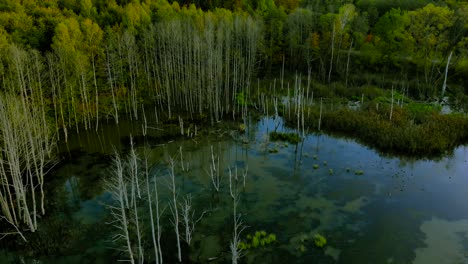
(270, 132, 301, 144)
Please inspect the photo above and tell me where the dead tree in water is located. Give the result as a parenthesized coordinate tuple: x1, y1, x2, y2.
(0, 91, 56, 236)
(180, 194, 207, 246)
(168, 158, 182, 262)
(209, 146, 221, 192)
(229, 166, 246, 264)
(105, 152, 135, 264)
(144, 154, 163, 264)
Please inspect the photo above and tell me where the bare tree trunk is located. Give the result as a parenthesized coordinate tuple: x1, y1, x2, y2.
(328, 24, 336, 84)
(169, 159, 182, 262)
(441, 51, 453, 99)
(345, 39, 353, 89)
(106, 153, 135, 264)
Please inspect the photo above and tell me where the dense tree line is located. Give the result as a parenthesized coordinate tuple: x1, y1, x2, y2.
(0, 0, 466, 147)
(1, 1, 262, 134)
(0, 0, 465, 138)
(1, 0, 466, 99)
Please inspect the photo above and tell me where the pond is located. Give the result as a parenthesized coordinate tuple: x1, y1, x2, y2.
(1, 116, 468, 263)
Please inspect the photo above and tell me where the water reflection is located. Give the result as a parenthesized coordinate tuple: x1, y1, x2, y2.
(2, 117, 468, 263)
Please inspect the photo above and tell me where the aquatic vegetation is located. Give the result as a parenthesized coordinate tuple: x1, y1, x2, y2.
(285, 105, 468, 156)
(269, 148, 279, 153)
(354, 170, 364, 175)
(270, 132, 301, 144)
(313, 164, 320, 169)
(238, 231, 277, 250)
(290, 232, 327, 254)
(299, 244, 307, 253)
(328, 169, 334, 175)
(313, 155, 318, 160)
(313, 234, 327, 248)
(238, 123, 246, 133)
(323, 161, 328, 166)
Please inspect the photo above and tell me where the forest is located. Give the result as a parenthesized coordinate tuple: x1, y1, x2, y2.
(0, 0, 468, 263)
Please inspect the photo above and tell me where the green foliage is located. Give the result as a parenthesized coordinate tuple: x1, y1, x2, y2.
(258, 0, 287, 68)
(270, 131, 301, 144)
(374, 8, 411, 64)
(238, 230, 277, 250)
(236, 92, 247, 106)
(122, 1, 152, 33)
(313, 234, 327, 248)
(407, 103, 441, 115)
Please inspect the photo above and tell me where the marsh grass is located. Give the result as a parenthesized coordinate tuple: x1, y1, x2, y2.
(284, 102, 468, 156)
(269, 132, 301, 144)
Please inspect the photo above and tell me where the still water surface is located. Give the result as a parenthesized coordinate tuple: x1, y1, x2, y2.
(1, 117, 468, 263)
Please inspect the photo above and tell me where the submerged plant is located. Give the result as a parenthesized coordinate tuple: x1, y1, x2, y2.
(238, 230, 277, 250)
(313, 164, 319, 169)
(354, 170, 364, 175)
(268, 147, 279, 153)
(239, 123, 246, 133)
(298, 244, 306, 253)
(313, 234, 327, 248)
